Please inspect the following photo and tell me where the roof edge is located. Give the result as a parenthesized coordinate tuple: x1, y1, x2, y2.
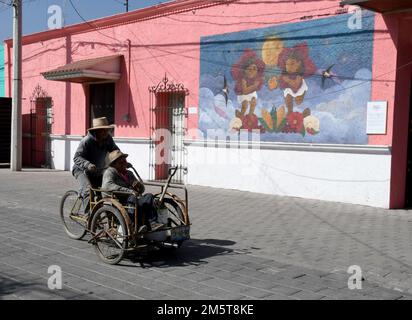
(4, 0, 235, 47)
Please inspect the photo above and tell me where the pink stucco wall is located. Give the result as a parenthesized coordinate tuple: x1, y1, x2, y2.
(6, 0, 398, 140)
(369, 14, 397, 146)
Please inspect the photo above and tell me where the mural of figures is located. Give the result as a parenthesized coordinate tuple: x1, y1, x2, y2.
(231, 49, 266, 132)
(199, 11, 375, 144)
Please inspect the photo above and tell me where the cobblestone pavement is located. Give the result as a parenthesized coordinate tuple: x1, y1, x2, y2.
(1, 169, 412, 300)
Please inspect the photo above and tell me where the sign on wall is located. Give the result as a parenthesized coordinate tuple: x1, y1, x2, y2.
(366, 101, 388, 135)
(198, 11, 375, 145)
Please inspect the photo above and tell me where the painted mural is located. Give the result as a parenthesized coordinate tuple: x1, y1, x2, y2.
(199, 12, 375, 144)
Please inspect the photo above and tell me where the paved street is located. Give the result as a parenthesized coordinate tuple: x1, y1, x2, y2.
(1, 169, 412, 300)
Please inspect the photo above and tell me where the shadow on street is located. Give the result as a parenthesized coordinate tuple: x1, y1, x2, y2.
(0, 275, 34, 299)
(121, 238, 238, 268)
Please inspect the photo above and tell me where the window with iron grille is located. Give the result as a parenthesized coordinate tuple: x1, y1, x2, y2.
(149, 76, 188, 184)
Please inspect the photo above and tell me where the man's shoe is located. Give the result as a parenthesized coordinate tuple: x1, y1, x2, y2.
(137, 225, 148, 233)
(150, 222, 164, 231)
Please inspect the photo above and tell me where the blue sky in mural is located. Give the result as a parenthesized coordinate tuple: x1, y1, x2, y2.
(198, 11, 375, 144)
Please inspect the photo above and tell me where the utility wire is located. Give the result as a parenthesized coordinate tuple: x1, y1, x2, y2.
(140, 43, 408, 104)
(68, 0, 125, 45)
(182, 4, 339, 18)
(0, 0, 12, 6)
(17, 1, 399, 101)
(166, 9, 351, 27)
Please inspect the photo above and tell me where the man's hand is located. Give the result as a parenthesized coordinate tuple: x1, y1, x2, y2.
(87, 163, 97, 173)
(132, 180, 145, 194)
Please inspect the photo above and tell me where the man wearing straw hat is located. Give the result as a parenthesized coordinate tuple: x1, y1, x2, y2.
(72, 117, 119, 212)
(102, 149, 163, 231)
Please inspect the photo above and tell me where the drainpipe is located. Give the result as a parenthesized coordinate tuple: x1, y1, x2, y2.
(123, 39, 132, 123)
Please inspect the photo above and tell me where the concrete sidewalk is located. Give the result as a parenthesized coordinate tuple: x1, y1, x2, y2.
(1, 169, 412, 300)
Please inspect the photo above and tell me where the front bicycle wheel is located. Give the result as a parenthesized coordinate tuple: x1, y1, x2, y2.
(90, 205, 127, 265)
(60, 190, 87, 240)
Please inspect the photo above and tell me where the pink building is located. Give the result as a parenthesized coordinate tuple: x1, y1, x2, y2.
(3, 0, 412, 208)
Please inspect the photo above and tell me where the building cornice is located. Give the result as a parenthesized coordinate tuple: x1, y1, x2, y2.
(4, 0, 235, 47)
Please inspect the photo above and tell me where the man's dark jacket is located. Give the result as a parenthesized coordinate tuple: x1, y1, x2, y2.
(72, 132, 119, 177)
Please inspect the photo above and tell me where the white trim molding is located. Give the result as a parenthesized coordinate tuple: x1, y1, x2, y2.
(184, 139, 391, 155)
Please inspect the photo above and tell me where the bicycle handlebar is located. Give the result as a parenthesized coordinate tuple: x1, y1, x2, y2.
(168, 166, 178, 178)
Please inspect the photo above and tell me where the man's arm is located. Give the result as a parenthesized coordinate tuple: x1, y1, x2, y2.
(73, 139, 91, 171)
(129, 171, 145, 194)
(102, 168, 134, 194)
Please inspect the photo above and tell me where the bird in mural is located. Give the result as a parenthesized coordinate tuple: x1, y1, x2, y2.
(318, 64, 342, 89)
(214, 106, 230, 120)
(221, 74, 229, 107)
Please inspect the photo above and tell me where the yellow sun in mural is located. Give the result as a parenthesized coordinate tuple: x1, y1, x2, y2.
(262, 36, 284, 66)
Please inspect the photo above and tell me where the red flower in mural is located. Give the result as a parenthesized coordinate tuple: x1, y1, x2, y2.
(286, 112, 304, 133)
(241, 113, 265, 133)
(307, 128, 316, 135)
(242, 114, 258, 130)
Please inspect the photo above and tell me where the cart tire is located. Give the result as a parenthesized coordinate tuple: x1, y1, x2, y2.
(60, 190, 87, 240)
(159, 197, 185, 227)
(91, 205, 127, 265)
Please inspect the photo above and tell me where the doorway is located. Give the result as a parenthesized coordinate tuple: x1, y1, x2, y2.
(0, 97, 12, 164)
(22, 96, 53, 168)
(89, 82, 115, 127)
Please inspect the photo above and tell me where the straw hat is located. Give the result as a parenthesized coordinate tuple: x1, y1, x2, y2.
(88, 117, 115, 131)
(108, 150, 128, 166)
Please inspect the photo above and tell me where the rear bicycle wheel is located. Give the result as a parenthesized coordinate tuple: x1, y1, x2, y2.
(90, 205, 127, 265)
(60, 190, 87, 240)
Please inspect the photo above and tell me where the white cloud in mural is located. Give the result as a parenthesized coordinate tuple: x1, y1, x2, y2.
(199, 73, 225, 94)
(312, 69, 372, 120)
(214, 94, 235, 120)
(200, 69, 371, 144)
(315, 112, 349, 143)
(298, 70, 371, 143)
(199, 87, 235, 133)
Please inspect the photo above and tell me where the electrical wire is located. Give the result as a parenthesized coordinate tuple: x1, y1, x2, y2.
(0, 0, 12, 6)
(144, 42, 405, 105)
(124, 23, 183, 83)
(181, 4, 340, 18)
(14, 1, 402, 104)
(68, 0, 125, 45)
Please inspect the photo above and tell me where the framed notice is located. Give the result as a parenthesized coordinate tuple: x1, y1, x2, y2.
(366, 101, 388, 135)
(188, 106, 198, 114)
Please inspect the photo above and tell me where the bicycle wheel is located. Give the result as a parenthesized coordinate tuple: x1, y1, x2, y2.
(90, 205, 127, 265)
(60, 190, 87, 240)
